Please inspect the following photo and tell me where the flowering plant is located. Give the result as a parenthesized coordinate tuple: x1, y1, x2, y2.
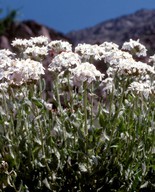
(0, 37, 154, 191)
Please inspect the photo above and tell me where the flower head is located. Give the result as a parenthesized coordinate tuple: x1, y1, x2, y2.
(48, 52, 81, 72)
(11, 38, 33, 48)
(0, 50, 15, 80)
(30, 36, 49, 46)
(48, 40, 72, 57)
(75, 43, 104, 62)
(0, 49, 15, 57)
(122, 39, 147, 57)
(71, 62, 104, 86)
(24, 46, 48, 58)
(6, 59, 45, 86)
(149, 54, 155, 67)
(12, 36, 49, 51)
(100, 42, 119, 52)
(103, 50, 133, 66)
(116, 60, 155, 76)
(106, 56, 155, 78)
(127, 81, 154, 99)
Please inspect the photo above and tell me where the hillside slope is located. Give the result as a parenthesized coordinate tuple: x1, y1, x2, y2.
(67, 9, 155, 54)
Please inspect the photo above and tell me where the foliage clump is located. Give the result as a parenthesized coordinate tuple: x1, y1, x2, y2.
(0, 5, 18, 36)
(0, 37, 154, 191)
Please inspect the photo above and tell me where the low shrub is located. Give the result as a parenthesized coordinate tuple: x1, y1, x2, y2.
(0, 37, 154, 191)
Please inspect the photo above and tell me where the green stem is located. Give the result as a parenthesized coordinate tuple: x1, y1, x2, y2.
(55, 76, 63, 113)
(67, 73, 73, 111)
(83, 81, 88, 136)
(90, 82, 94, 128)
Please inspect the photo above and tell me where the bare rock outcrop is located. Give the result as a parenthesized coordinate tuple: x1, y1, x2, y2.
(0, 20, 71, 50)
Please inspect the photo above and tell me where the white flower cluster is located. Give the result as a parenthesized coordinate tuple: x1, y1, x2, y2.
(115, 60, 155, 76)
(12, 37, 73, 60)
(11, 38, 32, 48)
(12, 36, 49, 48)
(0, 49, 15, 58)
(46, 38, 155, 96)
(48, 40, 72, 57)
(128, 81, 154, 98)
(12, 36, 49, 58)
(71, 62, 104, 86)
(0, 50, 15, 80)
(95, 41, 153, 79)
(7, 59, 45, 86)
(100, 42, 119, 52)
(24, 46, 48, 58)
(47, 41, 106, 86)
(75, 43, 104, 62)
(103, 50, 133, 66)
(122, 39, 147, 57)
(1, 36, 155, 99)
(0, 48, 45, 86)
(48, 52, 81, 72)
(86, 41, 154, 98)
(29, 36, 49, 46)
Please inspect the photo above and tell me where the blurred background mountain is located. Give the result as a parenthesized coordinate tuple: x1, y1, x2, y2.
(1, 8, 155, 55)
(67, 9, 155, 55)
(0, 8, 70, 50)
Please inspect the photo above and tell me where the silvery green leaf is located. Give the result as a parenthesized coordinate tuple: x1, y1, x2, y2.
(140, 181, 148, 189)
(79, 163, 87, 172)
(42, 178, 51, 190)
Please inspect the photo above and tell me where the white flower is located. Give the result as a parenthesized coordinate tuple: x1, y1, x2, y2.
(15, 92, 25, 100)
(122, 39, 147, 57)
(100, 42, 119, 52)
(24, 46, 48, 58)
(7, 59, 45, 85)
(48, 52, 81, 72)
(0, 49, 15, 57)
(0, 49, 15, 66)
(0, 50, 15, 80)
(106, 55, 155, 77)
(71, 62, 104, 86)
(116, 60, 155, 76)
(75, 43, 104, 62)
(149, 54, 155, 68)
(30, 36, 49, 46)
(12, 36, 49, 49)
(4, 121, 9, 126)
(11, 38, 33, 48)
(127, 81, 153, 99)
(41, 99, 53, 110)
(103, 50, 133, 66)
(48, 40, 72, 56)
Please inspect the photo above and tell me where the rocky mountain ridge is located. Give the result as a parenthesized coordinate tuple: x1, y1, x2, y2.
(1, 9, 155, 54)
(67, 9, 155, 54)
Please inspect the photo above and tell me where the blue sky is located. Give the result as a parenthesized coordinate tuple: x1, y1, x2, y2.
(1, 0, 155, 33)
